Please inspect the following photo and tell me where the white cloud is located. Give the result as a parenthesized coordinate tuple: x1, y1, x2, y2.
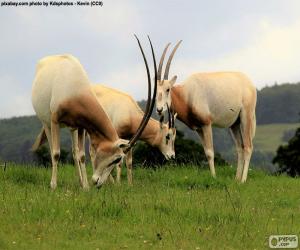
(1, 1, 300, 118)
(0, 75, 34, 118)
(171, 18, 300, 88)
(99, 63, 151, 101)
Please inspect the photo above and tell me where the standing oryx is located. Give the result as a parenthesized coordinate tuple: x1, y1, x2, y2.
(155, 42, 257, 183)
(31, 35, 157, 189)
(89, 84, 176, 184)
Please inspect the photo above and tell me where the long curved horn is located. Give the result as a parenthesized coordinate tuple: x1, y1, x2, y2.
(126, 35, 157, 151)
(147, 35, 158, 117)
(163, 40, 182, 80)
(157, 43, 171, 81)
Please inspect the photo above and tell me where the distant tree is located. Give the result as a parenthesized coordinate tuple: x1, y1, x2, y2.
(34, 145, 51, 167)
(133, 130, 228, 167)
(282, 129, 297, 142)
(34, 145, 70, 167)
(273, 127, 300, 177)
(256, 83, 300, 124)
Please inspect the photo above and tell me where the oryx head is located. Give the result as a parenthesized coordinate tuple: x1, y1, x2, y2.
(156, 41, 182, 118)
(91, 139, 128, 187)
(91, 35, 158, 188)
(158, 106, 177, 160)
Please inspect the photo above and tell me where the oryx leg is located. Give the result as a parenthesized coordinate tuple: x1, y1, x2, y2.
(229, 119, 244, 181)
(197, 124, 216, 177)
(108, 174, 115, 184)
(70, 129, 83, 186)
(240, 109, 256, 183)
(50, 119, 60, 190)
(88, 135, 96, 170)
(116, 161, 122, 184)
(126, 148, 133, 185)
(78, 128, 89, 190)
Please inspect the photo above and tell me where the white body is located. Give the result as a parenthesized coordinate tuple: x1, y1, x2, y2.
(156, 71, 256, 182)
(90, 84, 176, 184)
(32, 55, 90, 126)
(32, 54, 128, 189)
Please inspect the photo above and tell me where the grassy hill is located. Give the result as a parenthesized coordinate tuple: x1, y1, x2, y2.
(256, 82, 300, 124)
(0, 164, 299, 249)
(0, 114, 299, 171)
(254, 123, 300, 153)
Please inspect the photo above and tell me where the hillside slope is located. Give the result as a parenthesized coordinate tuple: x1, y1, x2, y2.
(0, 82, 299, 168)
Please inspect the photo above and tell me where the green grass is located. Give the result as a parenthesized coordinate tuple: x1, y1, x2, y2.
(0, 164, 299, 250)
(254, 123, 300, 153)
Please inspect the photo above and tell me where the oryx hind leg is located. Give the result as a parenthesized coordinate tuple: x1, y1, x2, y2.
(49, 118, 60, 190)
(240, 109, 255, 183)
(126, 148, 133, 185)
(197, 124, 216, 178)
(229, 118, 244, 181)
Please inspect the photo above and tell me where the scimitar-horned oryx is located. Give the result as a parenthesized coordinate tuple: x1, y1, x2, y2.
(88, 83, 176, 184)
(31, 35, 157, 189)
(155, 41, 257, 183)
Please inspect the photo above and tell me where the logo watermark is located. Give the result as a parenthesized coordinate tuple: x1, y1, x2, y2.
(269, 235, 298, 249)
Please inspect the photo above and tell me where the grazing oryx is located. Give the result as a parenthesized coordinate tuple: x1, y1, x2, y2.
(155, 42, 257, 183)
(31, 36, 157, 189)
(89, 84, 177, 184)
(33, 83, 176, 186)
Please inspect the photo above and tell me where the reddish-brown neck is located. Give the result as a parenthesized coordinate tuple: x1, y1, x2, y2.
(127, 113, 161, 147)
(57, 91, 119, 146)
(170, 85, 211, 129)
(170, 85, 190, 125)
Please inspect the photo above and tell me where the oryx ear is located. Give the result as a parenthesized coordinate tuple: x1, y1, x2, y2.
(170, 75, 177, 86)
(114, 139, 130, 149)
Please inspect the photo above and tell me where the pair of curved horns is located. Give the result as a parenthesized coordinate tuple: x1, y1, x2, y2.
(157, 40, 182, 81)
(125, 35, 157, 152)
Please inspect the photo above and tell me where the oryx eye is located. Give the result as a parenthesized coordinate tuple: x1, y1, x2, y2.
(166, 88, 170, 92)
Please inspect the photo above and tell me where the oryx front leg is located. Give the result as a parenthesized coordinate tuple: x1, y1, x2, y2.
(116, 162, 122, 184)
(71, 129, 89, 190)
(197, 125, 216, 178)
(78, 128, 89, 190)
(71, 129, 83, 186)
(126, 148, 133, 185)
(50, 119, 60, 190)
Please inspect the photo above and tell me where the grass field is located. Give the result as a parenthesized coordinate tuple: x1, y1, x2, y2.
(0, 164, 299, 250)
(254, 123, 300, 153)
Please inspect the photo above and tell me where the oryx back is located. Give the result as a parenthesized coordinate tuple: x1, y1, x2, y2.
(32, 54, 90, 126)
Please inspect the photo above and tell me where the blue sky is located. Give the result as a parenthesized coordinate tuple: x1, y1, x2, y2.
(0, 0, 300, 118)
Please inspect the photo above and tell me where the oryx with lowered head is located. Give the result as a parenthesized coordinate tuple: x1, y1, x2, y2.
(31, 35, 158, 189)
